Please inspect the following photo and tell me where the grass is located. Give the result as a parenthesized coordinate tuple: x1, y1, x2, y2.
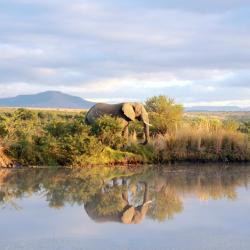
(185, 111, 250, 123)
(149, 125, 250, 163)
(72, 147, 144, 166)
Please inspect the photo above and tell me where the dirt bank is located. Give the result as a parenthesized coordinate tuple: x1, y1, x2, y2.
(0, 147, 15, 168)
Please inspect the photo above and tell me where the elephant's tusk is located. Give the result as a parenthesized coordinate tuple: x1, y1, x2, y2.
(144, 200, 153, 205)
(144, 121, 153, 127)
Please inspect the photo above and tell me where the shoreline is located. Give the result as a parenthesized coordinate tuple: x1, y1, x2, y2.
(2, 159, 250, 169)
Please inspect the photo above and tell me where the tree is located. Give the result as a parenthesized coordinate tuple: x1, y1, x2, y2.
(145, 95, 183, 134)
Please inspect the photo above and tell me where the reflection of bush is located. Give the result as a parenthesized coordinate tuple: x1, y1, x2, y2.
(148, 186, 183, 222)
(88, 185, 126, 216)
(1, 165, 250, 223)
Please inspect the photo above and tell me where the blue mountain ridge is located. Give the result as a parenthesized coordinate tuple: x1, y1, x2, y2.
(0, 91, 95, 109)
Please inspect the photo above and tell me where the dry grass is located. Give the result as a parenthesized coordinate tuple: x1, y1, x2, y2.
(150, 124, 250, 162)
(185, 111, 250, 122)
(0, 107, 86, 114)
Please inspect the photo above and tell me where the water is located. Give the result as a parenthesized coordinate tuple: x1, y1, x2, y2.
(1, 164, 250, 250)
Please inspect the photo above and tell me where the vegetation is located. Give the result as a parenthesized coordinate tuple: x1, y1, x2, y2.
(0, 108, 140, 167)
(145, 95, 183, 134)
(1, 95, 250, 167)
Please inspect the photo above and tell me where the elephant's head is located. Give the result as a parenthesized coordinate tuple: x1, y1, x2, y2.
(122, 102, 151, 144)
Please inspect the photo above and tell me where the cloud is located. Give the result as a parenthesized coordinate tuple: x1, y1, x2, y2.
(0, 0, 250, 105)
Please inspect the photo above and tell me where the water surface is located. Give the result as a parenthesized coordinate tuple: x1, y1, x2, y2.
(1, 164, 250, 250)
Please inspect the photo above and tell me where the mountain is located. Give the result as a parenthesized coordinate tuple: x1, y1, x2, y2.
(0, 91, 95, 109)
(185, 106, 250, 112)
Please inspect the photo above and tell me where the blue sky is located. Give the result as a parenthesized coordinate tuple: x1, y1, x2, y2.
(0, 0, 250, 106)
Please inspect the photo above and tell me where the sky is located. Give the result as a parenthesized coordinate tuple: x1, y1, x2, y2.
(0, 0, 250, 106)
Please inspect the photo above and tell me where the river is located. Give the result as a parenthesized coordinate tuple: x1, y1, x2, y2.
(0, 164, 250, 250)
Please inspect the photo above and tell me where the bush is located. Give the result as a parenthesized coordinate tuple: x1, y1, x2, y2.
(42, 120, 105, 166)
(91, 115, 126, 149)
(13, 108, 35, 121)
(145, 95, 183, 134)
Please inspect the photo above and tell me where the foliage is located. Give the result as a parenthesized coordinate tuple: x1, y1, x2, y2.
(223, 120, 240, 131)
(0, 109, 139, 167)
(239, 121, 250, 139)
(91, 115, 126, 149)
(145, 95, 184, 134)
(0, 104, 250, 166)
(127, 143, 154, 162)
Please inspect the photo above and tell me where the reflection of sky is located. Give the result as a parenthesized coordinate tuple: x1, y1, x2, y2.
(1, 187, 250, 250)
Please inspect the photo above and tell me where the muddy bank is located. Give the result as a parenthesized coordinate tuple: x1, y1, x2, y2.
(0, 147, 15, 168)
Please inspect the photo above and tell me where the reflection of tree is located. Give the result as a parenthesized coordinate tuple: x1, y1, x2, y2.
(148, 185, 183, 222)
(1, 164, 250, 224)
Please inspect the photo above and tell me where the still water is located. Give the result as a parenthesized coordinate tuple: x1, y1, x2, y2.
(1, 164, 250, 250)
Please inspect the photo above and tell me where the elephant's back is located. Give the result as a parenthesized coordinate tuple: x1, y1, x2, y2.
(85, 103, 123, 124)
(95, 103, 123, 112)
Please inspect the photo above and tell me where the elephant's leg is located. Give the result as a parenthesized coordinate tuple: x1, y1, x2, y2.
(122, 121, 129, 143)
(113, 178, 118, 187)
(122, 178, 128, 204)
(123, 124, 129, 140)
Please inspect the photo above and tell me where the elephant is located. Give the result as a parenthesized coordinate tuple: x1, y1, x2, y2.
(85, 102, 151, 144)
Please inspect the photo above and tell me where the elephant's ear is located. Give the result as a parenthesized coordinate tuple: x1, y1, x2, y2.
(121, 206, 135, 224)
(122, 103, 135, 121)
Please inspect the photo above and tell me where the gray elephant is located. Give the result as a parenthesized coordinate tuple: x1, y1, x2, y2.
(85, 102, 151, 144)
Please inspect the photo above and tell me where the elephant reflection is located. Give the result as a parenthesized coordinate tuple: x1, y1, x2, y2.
(84, 178, 151, 224)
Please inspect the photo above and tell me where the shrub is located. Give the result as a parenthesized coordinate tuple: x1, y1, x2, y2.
(13, 108, 35, 121)
(91, 115, 126, 149)
(145, 95, 183, 134)
(223, 120, 240, 132)
(43, 120, 104, 166)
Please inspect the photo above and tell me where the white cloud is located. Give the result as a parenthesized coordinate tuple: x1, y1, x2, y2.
(0, 0, 250, 105)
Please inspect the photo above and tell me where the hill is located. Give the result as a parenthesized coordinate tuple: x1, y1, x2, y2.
(0, 91, 95, 109)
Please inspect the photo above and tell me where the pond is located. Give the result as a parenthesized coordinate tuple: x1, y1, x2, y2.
(1, 164, 250, 250)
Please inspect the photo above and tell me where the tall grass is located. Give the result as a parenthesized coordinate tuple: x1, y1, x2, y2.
(150, 123, 250, 162)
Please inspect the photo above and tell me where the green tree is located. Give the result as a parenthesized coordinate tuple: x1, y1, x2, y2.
(145, 95, 183, 134)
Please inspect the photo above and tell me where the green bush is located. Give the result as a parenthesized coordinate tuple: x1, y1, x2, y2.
(91, 115, 126, 149)
(145, 95, 183, 134)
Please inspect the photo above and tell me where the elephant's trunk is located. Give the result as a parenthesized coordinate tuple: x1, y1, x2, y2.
(141, 108, 150, 144)
(143, 123, 150, 144)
